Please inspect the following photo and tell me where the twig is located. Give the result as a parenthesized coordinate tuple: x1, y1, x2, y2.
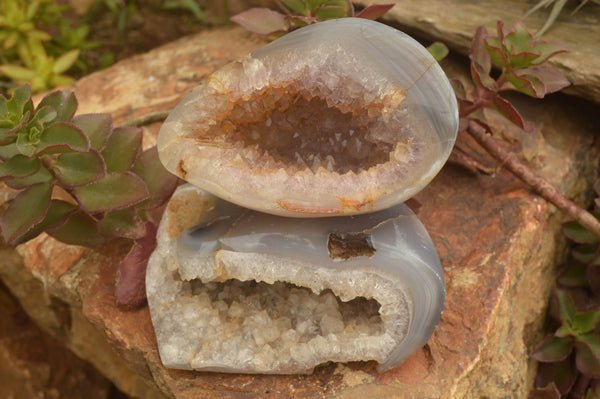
(467, 119, 600, 239)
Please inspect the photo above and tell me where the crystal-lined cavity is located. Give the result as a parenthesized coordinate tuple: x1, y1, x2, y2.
(158, 18, 459, 217)
(146, 185, 446, 374)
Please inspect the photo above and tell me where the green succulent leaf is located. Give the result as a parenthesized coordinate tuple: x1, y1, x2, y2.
(504, 22, 533, 54)
(0, 142, 22, 161)
(13, 200, 75, 245)
(5, 84, 33, 124)
(575, 333, 600, 377)
(51, 150, 106, 187)
(427, 42, 449, 62)
(555, 288, 576, 324)
(531, 334, 573, 362)
(230, 8, 289, 35)
(98, 207, 146, 239)
(16, 131, 37, 156)
(35, 122, 89, 154)
(281, 0, 310, 15)
(52, 49, 79, 75)
(558, 261, 590, 287)
(315, 6, 346, 19)
(37, 90, 78, 123)
(71, 113, 113, 151)
(530, 41, 568, 65)
(0, 154, 40, 180)
(485, 37, 508, 67)
(573, 309, 600, 334)
(0, 182, 52, 245)
(47, 209, 104, 247)
(101, 126, 142, 173)
(5, 165, 53, 189)
(131, 147, 179, 211)
(73, 172, 149, 213)
(563, 221, 599, 245)
(507, 52, 540, 69)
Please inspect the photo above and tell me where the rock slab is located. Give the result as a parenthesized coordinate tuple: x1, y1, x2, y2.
(1, 25, 599, 398)
(356, 0, 600, 105)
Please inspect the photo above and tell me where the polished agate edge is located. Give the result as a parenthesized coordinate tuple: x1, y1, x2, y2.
(157, 18, 459, 217)
(146, 184, 445, 374)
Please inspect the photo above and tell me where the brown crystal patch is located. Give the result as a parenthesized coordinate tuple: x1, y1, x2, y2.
(327, 232, 376, 261)
(166, 189, 212, 239)
(200, 85, 397, 174)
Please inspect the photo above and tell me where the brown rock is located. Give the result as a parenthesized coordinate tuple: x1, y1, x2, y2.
(0, 279, 118, 399)
(356, 0, 600, 105)
(1, 25, 599, 398)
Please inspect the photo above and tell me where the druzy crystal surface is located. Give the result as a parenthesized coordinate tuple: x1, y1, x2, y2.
(146, 185, 445, 374)
(158, 18, 459, 217)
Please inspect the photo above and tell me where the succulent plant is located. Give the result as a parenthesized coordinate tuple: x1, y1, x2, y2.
(0, 85, 178, 305)
(230, 0, 394, 35)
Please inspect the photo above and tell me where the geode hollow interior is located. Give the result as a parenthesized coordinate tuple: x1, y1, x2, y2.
(146, 184, 445, 374)
(157, 18, 459, 217)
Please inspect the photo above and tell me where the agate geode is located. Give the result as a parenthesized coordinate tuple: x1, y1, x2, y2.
(157, 18, 458, 217)
(148, 18, 458, 374)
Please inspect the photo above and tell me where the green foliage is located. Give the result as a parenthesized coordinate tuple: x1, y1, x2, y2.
(531, 188, 600, 395)
(0, 85, 178, 247)
(0, 0, 98, 93)
(456, 21, 569, 131)
(230, 1, 394, 35)
(524, 0, 600, 37)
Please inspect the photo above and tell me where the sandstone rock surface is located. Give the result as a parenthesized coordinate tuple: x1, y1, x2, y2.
(356, 0, 600, 105)
(1, 25, 599, 398)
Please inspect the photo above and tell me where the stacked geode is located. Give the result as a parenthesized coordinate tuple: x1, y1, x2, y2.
(147, 18, 458, 374)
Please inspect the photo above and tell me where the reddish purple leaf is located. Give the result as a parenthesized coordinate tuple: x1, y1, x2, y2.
(231, 8, 289, 35)
(490, 95, 525, 129)
(529, 383, 561, 399)
(535, 358, 578, 395)
(469, 26, 496, 91)
(115, 221, 157, 307)
(521, 66, 570, 95)
(355, 4, 394, 20)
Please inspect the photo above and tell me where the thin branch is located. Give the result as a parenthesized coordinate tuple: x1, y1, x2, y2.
(467, 119, 600, 239)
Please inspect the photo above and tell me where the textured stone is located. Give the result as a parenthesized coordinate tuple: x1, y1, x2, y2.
(0, 25, 599, 398)
(0, 280, 116, 399)
(356, 0, 600, 105)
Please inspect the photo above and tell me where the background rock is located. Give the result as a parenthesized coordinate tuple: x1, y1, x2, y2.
(1, 24, 599, 398)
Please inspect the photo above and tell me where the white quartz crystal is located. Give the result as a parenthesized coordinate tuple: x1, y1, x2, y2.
(146, 185, 445, 374)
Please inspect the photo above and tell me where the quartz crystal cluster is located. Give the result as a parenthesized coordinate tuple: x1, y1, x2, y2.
(148, 18, 458, 374)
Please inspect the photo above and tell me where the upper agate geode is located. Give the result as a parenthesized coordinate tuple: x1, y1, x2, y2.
(157, 18, 458, 217)
(148, 18, 458, 374)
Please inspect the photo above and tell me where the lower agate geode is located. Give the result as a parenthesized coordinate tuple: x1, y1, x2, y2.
(148, 17, 458, 374)
(147, 184, 445, 373)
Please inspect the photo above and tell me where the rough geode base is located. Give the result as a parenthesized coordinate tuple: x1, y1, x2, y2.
(146, 185, 445, 374)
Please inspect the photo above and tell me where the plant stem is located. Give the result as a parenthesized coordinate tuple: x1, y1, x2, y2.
(467, 120, 600, 238)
